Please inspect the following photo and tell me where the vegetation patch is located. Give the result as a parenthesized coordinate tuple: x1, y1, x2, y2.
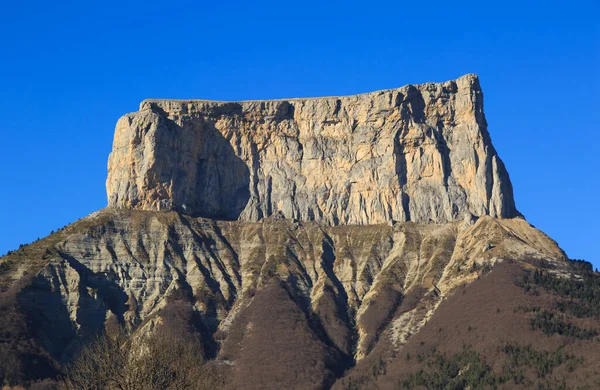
(554, 300, 600, 319)
(0, 259, 14, 276)
(398, 345, 499, 389)
(502, 343, 583, 378)
(529, 310, 598, 340)
(396, 342, 583, 390)
(514, 306, 599, 340)
(525, 261, 600, 306)
(515, 260, 600, 339)
(63, 331, 228, 390)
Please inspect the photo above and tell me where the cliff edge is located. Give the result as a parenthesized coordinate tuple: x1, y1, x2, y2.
(106, 74, 518, 224)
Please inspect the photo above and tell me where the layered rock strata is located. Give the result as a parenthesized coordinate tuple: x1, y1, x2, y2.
(106, 74, 517, 224)
(5, 210, 565, 367)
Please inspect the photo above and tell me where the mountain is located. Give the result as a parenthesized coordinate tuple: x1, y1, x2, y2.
(1, 75, 599, 390)
(106, 74, 516, 224)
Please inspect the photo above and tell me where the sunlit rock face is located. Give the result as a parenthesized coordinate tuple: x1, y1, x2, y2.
(106, 74, 517, 224)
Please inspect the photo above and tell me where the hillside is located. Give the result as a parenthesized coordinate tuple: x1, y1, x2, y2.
(2, 209, 589, 389)
(1, 74, 596, 389)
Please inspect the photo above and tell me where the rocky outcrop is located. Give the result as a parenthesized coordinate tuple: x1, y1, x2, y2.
(3, 210, 565, 367)
(4, 74, 590, 389)
(106, 74, 518, 224)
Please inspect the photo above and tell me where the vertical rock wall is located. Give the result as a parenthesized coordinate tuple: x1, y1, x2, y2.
(106, 74, 517, 224)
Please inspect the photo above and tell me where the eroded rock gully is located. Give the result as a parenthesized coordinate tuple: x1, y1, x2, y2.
(15, 209, 564, 368)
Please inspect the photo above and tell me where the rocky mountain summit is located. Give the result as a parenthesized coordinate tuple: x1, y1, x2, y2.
(107, 74, 517, 224)
(2, 75, 599, 390)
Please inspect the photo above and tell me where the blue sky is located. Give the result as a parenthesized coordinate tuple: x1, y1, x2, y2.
(1, 1, 598, 268)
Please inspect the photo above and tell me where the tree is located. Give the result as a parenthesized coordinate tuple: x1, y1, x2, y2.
(62, 330, 226, 390)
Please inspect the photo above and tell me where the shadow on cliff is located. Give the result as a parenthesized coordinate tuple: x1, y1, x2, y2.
(395, 86, 456, 221)
(152, 104, 251, 220)
(394, 131, 411, 221)
(193, 112, 251, 220)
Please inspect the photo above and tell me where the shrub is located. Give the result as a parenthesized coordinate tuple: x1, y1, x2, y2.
(62, 330, 226, 390)
(0, 260, 14, 276)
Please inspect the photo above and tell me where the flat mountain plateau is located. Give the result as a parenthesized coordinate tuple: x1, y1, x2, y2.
(1, 75, 598, 389)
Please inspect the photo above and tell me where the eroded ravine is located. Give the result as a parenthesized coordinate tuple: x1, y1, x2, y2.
(2, 210, 566, 375)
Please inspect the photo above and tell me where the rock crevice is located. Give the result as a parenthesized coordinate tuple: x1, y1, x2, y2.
(106, 74, 518, 224)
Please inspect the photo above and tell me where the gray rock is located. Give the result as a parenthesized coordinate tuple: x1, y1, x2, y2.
(106, 74, 518, 224)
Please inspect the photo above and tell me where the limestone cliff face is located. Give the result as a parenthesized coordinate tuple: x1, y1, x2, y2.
(106, 74, 517, 224)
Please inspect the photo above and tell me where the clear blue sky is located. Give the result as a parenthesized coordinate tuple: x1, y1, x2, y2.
(1, 1, 598, 268)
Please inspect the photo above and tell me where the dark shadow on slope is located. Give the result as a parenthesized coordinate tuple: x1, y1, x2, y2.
(158, 280, 220, 360)
(222, 280, 353, 390)
(317, 233, 355, 356)
(1, 277, 60, 384)
(18, 253, 129, 362)
(281, 277, 354, 379)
